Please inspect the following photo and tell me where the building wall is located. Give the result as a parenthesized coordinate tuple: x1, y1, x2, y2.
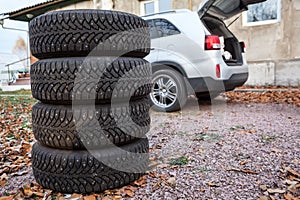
(56, 1, 94, 10)
(227, 0, 300, 86)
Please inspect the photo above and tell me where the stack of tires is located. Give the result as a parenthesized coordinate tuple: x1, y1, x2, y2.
(29, 10, 151, 194)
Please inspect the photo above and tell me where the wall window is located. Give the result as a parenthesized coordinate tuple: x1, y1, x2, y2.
(243, 0, 281, 26)
(141, 0, 172, 15)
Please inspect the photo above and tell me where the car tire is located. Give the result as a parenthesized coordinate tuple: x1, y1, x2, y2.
(30, 57, 152, 104)
(150, 69, 187, 112)
(31, 139, 149, 194)
(32, 100, 150, 150)
(29, 10, 150, 59)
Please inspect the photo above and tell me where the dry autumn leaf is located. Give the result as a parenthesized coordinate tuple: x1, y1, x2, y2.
(83, 195, 96, 200)
(206, 182, 218, 187)
(124, 189, 135, 198)
(227, 167, 258, 174)
(133, 175, 147, 187)
(0, 196, 14, 200)
(287, 169, 300, 178)
(267, 188, 286, 194)
(284, 193, 295, 200)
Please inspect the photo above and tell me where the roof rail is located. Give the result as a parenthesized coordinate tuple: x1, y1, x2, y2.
(142, 10, 176, 17)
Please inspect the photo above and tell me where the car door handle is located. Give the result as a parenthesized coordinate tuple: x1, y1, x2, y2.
(150, 48, 155, 51)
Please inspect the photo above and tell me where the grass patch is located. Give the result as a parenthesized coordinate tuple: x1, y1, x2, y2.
(169, 156, 189, 166)
(230, 125, 245, 131)
(196, 165, 214, 174)
(193, 133, 221, 142)
(259, 135, 279, 144)
(0, 89, 32, 95)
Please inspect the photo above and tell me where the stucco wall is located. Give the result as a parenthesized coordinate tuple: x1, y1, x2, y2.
(56, 1, 94, 10)
(228, 0, 300, 86)
(228, 1, 296, 62)
(113, 0, 140, 15)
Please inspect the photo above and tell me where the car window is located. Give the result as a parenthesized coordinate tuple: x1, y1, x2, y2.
(147, 19, 180, 39)
(146, 20, 159, 39)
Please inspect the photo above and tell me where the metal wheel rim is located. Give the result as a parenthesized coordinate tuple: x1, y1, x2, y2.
(150, 74, 178, 109)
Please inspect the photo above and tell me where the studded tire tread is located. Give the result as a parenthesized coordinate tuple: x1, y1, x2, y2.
(30, 57, 152, 104)
(32, 100, 150, 150)
(29, 10, 150, 59)
(32, 139, 149, 194)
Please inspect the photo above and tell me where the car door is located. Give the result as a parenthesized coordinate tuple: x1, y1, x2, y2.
(198, 0, 267, 20)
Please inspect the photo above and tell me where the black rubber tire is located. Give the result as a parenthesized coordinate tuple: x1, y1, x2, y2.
(32, 139, 149, 194)
(32, 100, 150, 150)
(30, 57, 152, 104)
(150, 69, 187, 112)
(196, 92, 220, 101)
(29, 10, 150, 59)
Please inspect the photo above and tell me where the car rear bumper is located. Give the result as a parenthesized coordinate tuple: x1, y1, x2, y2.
(187, 73, 248, 93)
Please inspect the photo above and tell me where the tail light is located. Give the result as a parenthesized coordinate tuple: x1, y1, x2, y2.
(205, 35, 221, 50)
(240, 41, 246, 53)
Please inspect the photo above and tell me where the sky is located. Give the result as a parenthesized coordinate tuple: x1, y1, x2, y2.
(0, 0, 46, 57)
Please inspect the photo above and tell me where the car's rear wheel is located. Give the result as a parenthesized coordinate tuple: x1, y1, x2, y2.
(150, 69, 187, 112)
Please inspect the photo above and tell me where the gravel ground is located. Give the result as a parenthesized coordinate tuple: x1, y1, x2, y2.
(133, 97, 300, 199)
(1, 96, 299, 199)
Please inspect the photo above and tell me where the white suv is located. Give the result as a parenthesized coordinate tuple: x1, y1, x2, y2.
(143, 0, 266, 112)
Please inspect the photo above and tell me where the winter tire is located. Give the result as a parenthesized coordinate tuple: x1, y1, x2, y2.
(29, 10, 150, 59)
(30, 57, 152, 104)
(32, 100, 150, 150)
(32, 138, 149, 194)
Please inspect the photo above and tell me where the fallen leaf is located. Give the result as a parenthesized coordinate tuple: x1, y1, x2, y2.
(238, 130, 247, 135)
(167, 177, 176, 187)
(23, 188, 33, 197)
(259, 185, 267, 191)
(68, 193, 83, 199)
(0, 196, 14, 200)
(227, 167, 258, 174)
(83, 195, 96, 200)
(240, 160, 247, 165)
(287, 169, 300, 178)
(159, 174, 167, 180)
(149, 173, 157, 178)
(133, 175, 147, 187)
(249, 129, 257, 133)
(102, 197, 112, 200)
(0, 167, 10, 175)
(32, 192, 44, 197)
(13, 189, 25, 200)
(206, 182, 218, 187)
(10, 170, 28, 177)
(257, 196, 269, 200)
(284, 193, 294, 200)
(124, 189, 135, 197)
(0, 173, 9, 187)
(267, 188, 286, 194)
(114, 196, 122, 200)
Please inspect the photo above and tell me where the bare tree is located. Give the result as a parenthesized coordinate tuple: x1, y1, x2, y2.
(12, 36, 28, 71)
